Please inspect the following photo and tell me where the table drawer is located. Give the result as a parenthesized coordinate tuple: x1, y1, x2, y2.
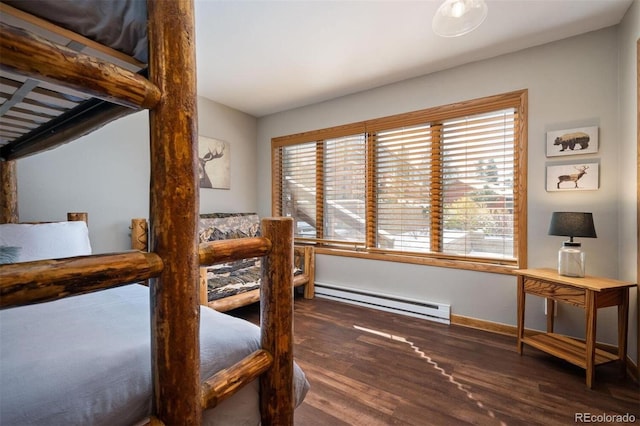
(524, 278, 585, 307)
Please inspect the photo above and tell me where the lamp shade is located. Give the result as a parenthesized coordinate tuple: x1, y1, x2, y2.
(432, 0, 488, 37)
(548, 212, 597, 241)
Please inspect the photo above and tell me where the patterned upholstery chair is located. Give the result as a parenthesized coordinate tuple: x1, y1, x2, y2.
(198, 213, 314, 312)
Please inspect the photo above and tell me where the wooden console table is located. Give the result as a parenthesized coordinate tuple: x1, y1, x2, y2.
(515, 268, 636, 388)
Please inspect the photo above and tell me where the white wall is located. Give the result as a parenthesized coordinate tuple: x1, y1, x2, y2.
(17, 112, 150, 253)
(16, 98, 257, 254)
(197, 97, 258, 214)
(257, 26, 637, 360)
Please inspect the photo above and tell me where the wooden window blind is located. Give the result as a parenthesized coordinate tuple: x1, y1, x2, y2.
(272, 90, 527, 271)
(374, 123, 433, 252)
(438, 109, 516, 260)
(278, 141, 317, 238)
(324, 134, 366, 243)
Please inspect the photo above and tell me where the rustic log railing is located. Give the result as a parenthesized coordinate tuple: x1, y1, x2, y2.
(197, 217, 295, 422)
(199, 237, 272, 265)
(0, 251, 163, 309)
(0, 217, 296, 425)
(201, 349, 273, 410)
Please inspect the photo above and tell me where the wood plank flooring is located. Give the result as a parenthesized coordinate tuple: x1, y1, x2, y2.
(232, 297, 639, 426)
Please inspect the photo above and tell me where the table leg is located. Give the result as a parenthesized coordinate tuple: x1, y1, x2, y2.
(517, 275, 525, 354)
(585, 290, 597, 389)
(618, 289, 629, 375)
(546, 298, 555, 333)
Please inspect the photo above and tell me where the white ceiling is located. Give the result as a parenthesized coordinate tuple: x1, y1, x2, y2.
(194, 0, 633, 117)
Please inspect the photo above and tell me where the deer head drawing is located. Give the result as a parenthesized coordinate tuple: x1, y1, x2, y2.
(198, 145, 225, 188)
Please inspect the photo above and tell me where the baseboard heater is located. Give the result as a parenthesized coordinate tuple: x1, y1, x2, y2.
(315, 282, 450, 325)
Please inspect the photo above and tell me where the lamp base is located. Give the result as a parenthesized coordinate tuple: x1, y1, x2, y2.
(558, 242, 585, 277)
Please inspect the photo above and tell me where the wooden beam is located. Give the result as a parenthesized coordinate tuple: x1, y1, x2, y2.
(201, 349, 273, 410)
(260, 217, 295, 424)
(207, 290, 262, 313)
(147, 0, 200, 423)
(302, 246, 315, 299)
(199, 237, 271, 266)
(0, 160, 18, 223)
(0, 251, 163, 309)
(131, 218, 148, 251)
(205, 274, 309, 313)
(0, 23, 160, 110)
(67, 212, 88, 223)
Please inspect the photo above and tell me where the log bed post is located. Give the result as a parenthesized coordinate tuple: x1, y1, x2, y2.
(147, 0, 200, 424)
(67, 212, 88, 223)
(260, 217, 295, 424)
(131, 218, 148, 251)
(0, 160, 19, 223)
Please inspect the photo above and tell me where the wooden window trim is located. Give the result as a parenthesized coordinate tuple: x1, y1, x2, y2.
(272, 90, 528, 275)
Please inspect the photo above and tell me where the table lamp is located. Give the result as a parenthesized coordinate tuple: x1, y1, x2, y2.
(548, 212, 597, 277)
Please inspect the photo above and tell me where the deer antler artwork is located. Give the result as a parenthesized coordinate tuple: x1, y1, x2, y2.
(557, 165, 589, 189)
(198, 137, 229, 189)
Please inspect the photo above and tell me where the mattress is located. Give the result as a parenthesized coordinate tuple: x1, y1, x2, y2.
(0, 284, 309, 425)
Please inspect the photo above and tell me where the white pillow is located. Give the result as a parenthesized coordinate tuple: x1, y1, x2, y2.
(0, 222, 92, 262)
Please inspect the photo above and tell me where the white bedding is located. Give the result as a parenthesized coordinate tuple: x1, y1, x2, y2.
(0, 284, 309, 425)
(0, 221, 92, 262)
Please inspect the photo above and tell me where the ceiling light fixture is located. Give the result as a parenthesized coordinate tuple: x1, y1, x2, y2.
(432, 0, 488, 38)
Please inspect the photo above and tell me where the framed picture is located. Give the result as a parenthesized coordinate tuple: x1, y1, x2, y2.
(546, 161, 599, 192)
(198, 136, 230, 189)
(546, 126, 598, 157)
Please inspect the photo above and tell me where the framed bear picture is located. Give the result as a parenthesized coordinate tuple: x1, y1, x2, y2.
(546, 126, 598, 157)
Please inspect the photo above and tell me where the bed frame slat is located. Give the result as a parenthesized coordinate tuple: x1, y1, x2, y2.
(1, 98, 132, 160)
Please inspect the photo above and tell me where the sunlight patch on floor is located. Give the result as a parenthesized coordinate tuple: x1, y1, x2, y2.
(353, 324, 507, 426)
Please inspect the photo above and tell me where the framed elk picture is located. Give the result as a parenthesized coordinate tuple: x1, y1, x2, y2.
(546, 126, 598, 157)
(198, 136, 230, 189)
(546, 161, 599, 192)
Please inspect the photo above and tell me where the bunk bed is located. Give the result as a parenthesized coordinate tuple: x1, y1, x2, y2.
(0, 1, 306, 424)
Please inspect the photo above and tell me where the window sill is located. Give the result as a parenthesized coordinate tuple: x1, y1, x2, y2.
(312, 246, 521, 275)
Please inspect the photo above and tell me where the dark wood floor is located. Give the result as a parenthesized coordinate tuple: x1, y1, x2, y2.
(232, 297, 639, 426)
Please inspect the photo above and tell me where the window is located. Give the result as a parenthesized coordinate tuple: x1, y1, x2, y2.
(324, 134, 367, 243)
(272, 90, 527, 272)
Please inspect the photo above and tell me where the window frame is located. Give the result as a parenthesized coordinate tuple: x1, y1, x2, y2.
(272, 90, 528, 274)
